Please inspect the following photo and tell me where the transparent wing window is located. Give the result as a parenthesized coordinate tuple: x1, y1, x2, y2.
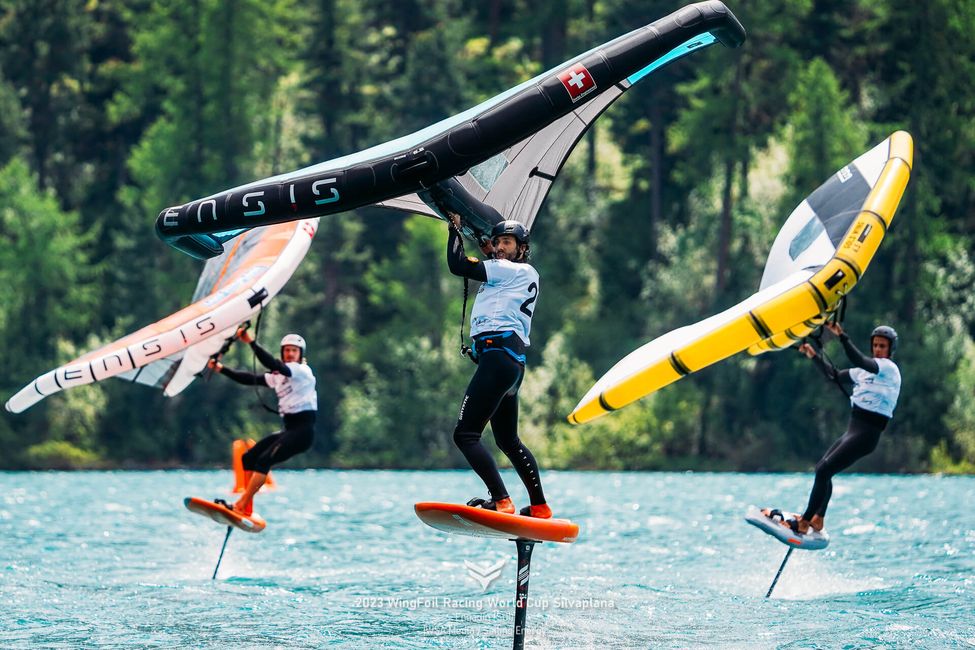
(789, 216, 825, 261)
(468, 154, 509, 191)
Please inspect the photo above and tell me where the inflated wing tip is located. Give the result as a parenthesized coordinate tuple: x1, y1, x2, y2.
(704, 1, 746, 48)
(567, 395, 612, 424)
(859, 146, 913, 229)
(163, 234, 226, 260)
(889, 131, 914, 172)
(568, 406, 600, 425)
(5, 383, 41, 414)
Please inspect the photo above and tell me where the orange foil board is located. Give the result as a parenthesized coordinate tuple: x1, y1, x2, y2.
(415, 502, 579, 543)
(184, 497, 266, 533)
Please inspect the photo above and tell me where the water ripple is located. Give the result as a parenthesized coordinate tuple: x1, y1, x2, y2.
(0, 470, 972, 648)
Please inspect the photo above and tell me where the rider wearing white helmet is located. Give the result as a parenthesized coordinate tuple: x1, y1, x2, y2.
(209, 328, 317, 514)
(280, 333, 306, 354)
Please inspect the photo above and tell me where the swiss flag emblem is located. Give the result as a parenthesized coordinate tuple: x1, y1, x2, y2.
(558, 64, 596, 102)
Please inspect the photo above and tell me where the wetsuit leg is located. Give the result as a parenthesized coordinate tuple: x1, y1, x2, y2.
(490, 372, 546, 506)
(453, 351, 522, 501)
(242, 411, 316, 474)
(802, 407, 886, 520)
(803, 436, 844, 517)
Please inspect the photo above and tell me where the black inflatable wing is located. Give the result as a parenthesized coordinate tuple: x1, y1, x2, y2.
(156, 1, 745, 259)
(376, 85, 638, 242)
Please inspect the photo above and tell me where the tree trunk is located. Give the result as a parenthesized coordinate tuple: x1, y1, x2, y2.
(715, 59, 743, 297)
(190, 0, 205, 183)
(649, 87, 662, 260)
(488, 0, 502, 45)
(317, 0, 339, 159)
(541, 3, 566, 67)
(585, 0, 597, 205)
(220, 0, 238, 183)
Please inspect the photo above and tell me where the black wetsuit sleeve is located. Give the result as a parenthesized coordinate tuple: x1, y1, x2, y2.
(446, 227, 487, 282)
(809, 352, 839, 381)
(809, 351, 856, 393)
(836, 369, 855, 393)
(220, 366, 268, 386)
(839, 333, 880, 374)
(250, 341, 292, 376)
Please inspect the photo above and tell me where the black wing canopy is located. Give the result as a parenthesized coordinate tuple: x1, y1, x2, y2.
(157, 2, 745, 258)
(376, 84, 627, 241)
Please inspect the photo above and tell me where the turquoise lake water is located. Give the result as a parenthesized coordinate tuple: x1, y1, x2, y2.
(1, 470, 973, 648)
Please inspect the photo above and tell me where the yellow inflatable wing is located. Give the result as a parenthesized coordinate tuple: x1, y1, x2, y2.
(569, 131, 913, 424)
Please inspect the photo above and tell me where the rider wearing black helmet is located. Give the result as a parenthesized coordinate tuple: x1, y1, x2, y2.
(489, 220, 531, 252)
(869, 325, 898, 355)
(444, 212, 552, 519)
(764, 322, 901, 536)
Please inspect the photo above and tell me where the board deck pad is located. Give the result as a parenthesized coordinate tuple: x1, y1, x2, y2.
(415, 502, 579, 543)
(185, 496, 266, 533)
(745, 507, 828, 550)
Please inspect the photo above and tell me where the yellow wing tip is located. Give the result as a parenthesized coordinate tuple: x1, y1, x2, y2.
(889, 131, 914, 168)
(567, 401, 608, 425)
(567, 408, 590, 425)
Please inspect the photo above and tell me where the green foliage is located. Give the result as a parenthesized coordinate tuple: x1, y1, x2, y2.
(0, 0, 973, 474)
(523, 334, 673, 470)
(0, 75, 25, 165)
(0, 0, 97, 187)
(930, 441, 975, 475)
(23, 440, 102, 470)
(359, 217, 452, 347)
(939, 337, 975, 472)
(782, 58, 866, 207)
(45, 339, 108, 449)
(333, 334, 469, 468)
(332, 215, 471, 468)
(0, 158, 96, 362)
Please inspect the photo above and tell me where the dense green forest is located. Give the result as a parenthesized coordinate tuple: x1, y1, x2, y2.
(1, 0, 973, 473)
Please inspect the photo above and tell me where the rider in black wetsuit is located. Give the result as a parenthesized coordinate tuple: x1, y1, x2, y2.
(446, 212, 552, 519)
(765, 322, 901, 535)
(208, 328, 317, 515)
